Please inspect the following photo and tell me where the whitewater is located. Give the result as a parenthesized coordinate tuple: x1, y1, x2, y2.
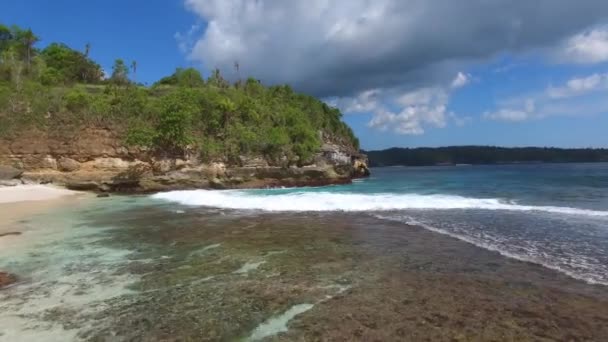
(152, 189, 608, 217)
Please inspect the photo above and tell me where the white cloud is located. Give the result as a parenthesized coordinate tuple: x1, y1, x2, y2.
(486, 72, 608, 122)
(330, 89, 381, 113)
(558, 27, 608, 64)
(449, 112, 472, 127)
(450, 72, 470, 89)
(334, 86, 450, 135)
(484, 108, 531, 122)
(179, 0, 608, 136)
(332, 83, 472, 135)
(175, 24, 202, 53)
(181, 0, 608, 97)
(546, 73, 608, 98)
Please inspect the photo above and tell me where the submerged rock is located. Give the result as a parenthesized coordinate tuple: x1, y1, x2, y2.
(0, 232, 22, 238)
(0, 272, 16, 288)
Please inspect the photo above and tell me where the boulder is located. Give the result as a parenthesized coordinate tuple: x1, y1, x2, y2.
(40, 155, 58, 169)
(209, 178, 227, 189)
(0, 165, 23, 180)
(65, 181, 102, 191)
(58, 157, 80, 172)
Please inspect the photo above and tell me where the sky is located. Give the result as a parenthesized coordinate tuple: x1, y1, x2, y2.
(3, 0, 608, 150)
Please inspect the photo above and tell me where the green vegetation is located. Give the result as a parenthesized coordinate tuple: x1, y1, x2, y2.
(0, 24, 359, 165)
(366, 146, 608, 167)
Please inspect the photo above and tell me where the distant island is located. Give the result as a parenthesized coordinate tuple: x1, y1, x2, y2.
(365, 146, 608, 167)
(0, 24, 368, 192)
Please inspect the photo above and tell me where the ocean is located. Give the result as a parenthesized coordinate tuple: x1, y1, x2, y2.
(1, 163, 608, 340)
(153, 163, 608, 285)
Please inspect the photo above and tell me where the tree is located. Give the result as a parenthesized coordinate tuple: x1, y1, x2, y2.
(155, 67, 204, 88)
(0, 24, 13, 52)
(110, 58, 129, 85)
(208, 68, 228, 88)
(40, 43, 102, 83)
(21, 28, 39, 69)
(155, 89, 200, 149)
(84, 42, 90, 57)
(130, 60, 137, 82)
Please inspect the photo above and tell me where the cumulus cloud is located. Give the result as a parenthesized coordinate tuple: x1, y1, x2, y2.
(181, 0, 608, 97)
(485, 73, 608, 122)
(451, 72, 471, 89)
(175, 24, 202, 53)
(547, 73, 608, 98)
(367, 87, 449, 135)
(558, 26, 608, 64)
(331, 77, 472, 135)
(178, 0, 608, 136)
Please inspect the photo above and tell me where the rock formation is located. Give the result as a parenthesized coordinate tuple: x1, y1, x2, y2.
(0, 128, 369, 193)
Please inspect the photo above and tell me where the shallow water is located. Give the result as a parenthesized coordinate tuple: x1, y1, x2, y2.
(153, 163, 608, 285)
(0, 197, 140, 340)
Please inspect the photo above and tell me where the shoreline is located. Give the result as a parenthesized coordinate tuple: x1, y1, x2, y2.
(0, 185, 89, 289)
(0, 185, 85, 230)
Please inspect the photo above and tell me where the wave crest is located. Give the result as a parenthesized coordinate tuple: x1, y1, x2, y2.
(151, 190, 608, 217)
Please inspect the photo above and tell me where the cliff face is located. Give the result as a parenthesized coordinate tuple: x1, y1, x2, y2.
(0, 128, 369, 193)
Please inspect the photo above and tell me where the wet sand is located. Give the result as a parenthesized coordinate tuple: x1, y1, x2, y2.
(0, 186, 86, 251)
(77, 206, 608, 341)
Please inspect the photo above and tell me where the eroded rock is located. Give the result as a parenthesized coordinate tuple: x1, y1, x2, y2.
(58, 157, 80, 172)
(0, 165, 23, 180)
(0, 128, 370, 193)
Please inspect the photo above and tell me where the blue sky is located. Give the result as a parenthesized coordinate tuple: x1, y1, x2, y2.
(1, 0, 199, 85)
(3, 1, 608, 150)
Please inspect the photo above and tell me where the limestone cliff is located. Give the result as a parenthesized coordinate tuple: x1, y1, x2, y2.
(0, 128, 369, 193)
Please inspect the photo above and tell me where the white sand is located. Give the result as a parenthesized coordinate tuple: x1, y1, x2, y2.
(0, 185, 88, 245)
(0, 184, 78, 204)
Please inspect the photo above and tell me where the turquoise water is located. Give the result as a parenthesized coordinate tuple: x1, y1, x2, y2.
(153, 163, 608, 285)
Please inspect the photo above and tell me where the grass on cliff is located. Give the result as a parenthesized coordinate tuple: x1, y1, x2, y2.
(0, 23, 360, 166)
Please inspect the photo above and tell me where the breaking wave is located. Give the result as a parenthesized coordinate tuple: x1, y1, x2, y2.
(151, 190, 608, 217)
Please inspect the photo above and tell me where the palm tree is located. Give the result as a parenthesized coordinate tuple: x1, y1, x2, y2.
(234, 60, 241, 86)
(131, 60, 137, 83)
(22, 29, 39, 69)
(111, 59, 129, 85)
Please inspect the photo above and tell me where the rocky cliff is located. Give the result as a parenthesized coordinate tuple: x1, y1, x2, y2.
(0, 128, 369, 193)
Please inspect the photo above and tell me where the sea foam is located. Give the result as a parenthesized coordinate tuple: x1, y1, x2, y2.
(151, 190, 608, 217)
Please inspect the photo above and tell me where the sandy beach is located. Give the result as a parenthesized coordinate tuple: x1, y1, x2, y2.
(0, 185, 87, 284)
(0, 185, 83, 227)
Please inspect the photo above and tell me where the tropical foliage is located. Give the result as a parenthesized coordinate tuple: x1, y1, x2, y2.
(0, 24, 359, 165)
